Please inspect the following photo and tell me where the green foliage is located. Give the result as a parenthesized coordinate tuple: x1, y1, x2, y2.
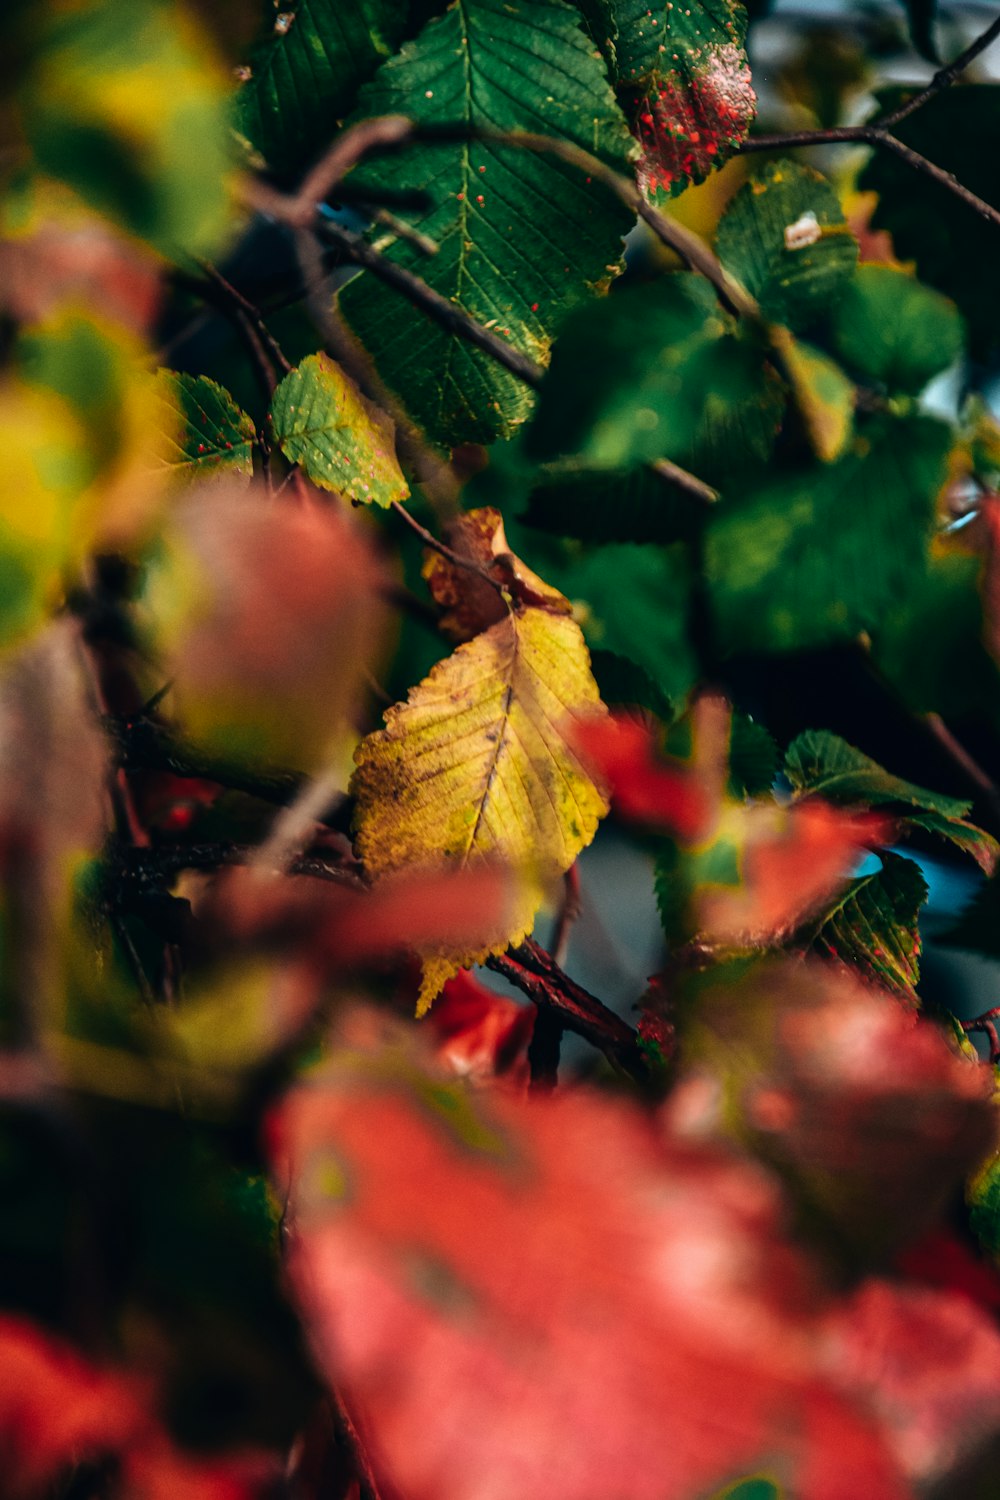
(526, 273, 778, 472)
(806, 850, 928, 1000)
(705, 414, 952, 654)
(20, 0, 232, 258)
(339, 0, 635, 447)
(861, 86, 1000, 356)
(716, 159, 858, 329)
(234, 0, 425, 176)
(827, 266, 964, 395)
(786, 729, 999, 871)
(8, 3, 1000, 1496)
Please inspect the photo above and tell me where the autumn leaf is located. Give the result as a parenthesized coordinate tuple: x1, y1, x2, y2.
(143, 485, 387, 771)
(581, 0, 756, 198)
(351, 603, 608, 1011)
(273, 1014, 935, 1500)
(422, 507, 570, 642)
(676, 957, 997, 1260)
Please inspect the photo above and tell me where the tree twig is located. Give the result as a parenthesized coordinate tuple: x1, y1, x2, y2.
(390, 500, 506, 595)
(961, 1005, 1000, 1063)
(487, 938, 643, 1078)
(738, 13, 1000, 233)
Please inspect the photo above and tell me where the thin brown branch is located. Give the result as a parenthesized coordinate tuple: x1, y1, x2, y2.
(312, 213, 546, 388)
(551, 864, 582, 968)
(649, 457, 720, 505)
(879, 12, 1000, 129)
(487, 938, 644, 1078)
(961, 1005, 1000, 1063)
(199, 260, 293, 374)
(923, 712, 1000, 827)
(739, 13, 1000, 234)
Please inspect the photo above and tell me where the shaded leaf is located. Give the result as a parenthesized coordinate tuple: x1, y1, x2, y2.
(234, 0, 423, 177)
(902, 0, 938, 62)
(806, 850, 928, 1000)
(155, 371, 256, 484)
(716, 160, 858, 330)
(269, 352, 409, 507)
(827, 266, 964, 395)
(939, 878, 1000, 961)
(523, 463, 707, 547)
(728, 712, 779, 799)
(340, 0, 635, 448)
(581, 0, 756, 197)
(526, 274, 776, 471)
(21, 0, 232, 258)
(705, 414, 952, 654)
(551, 542, 699, 713)
(869, 550, 1000, 721)
(785, 728, 998, 872)
(861, 86, 1000, 357)
(351, 603, 608, 1008)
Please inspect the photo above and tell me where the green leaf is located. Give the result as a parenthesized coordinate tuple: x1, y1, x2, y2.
(729, 712, 778, 798)
(785, 729, 969, 816)
(155, 372, 256, 483)
(828, 266, 964, 395)
(552, 542, 699, 710)
(785, 729, 998, 873)
(526, 274, 777, 470)
(21, 0, 232, 259)
(869, 552, 1000, 722)
(807, 850, 928, 1001)
(579, 0, 756, 197)
(234, 0, 428, 177)
(269, 352, 409, 506)
(705, 413, 952, 655)
(715, 159, 858, 330)
(589, 649, 675, 717)
(860, 87, 1000, 358)
(339, 0, 635, 449)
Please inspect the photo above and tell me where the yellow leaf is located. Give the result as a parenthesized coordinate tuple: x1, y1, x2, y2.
(771, 326, 854, 464)
(351, 604, 609, 1012)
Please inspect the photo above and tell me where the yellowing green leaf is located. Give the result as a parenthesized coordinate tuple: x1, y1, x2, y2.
(154, 371, 256, 485)
(771, 328, 853, 464)
(269, 353, 408, 507)
(21, 0, 233, 259)
(351, 605, 609, 1010)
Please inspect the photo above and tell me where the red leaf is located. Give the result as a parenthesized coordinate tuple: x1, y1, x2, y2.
(574, 711, 717, 840)
(428, 969, 533, 1081)
(671, 959, 998, 1259)
(0, 1318, 277, 1500)
(699, 799, 892, 944)
(627, 48, 756, 199)
(274, 1023, 912, 1500)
